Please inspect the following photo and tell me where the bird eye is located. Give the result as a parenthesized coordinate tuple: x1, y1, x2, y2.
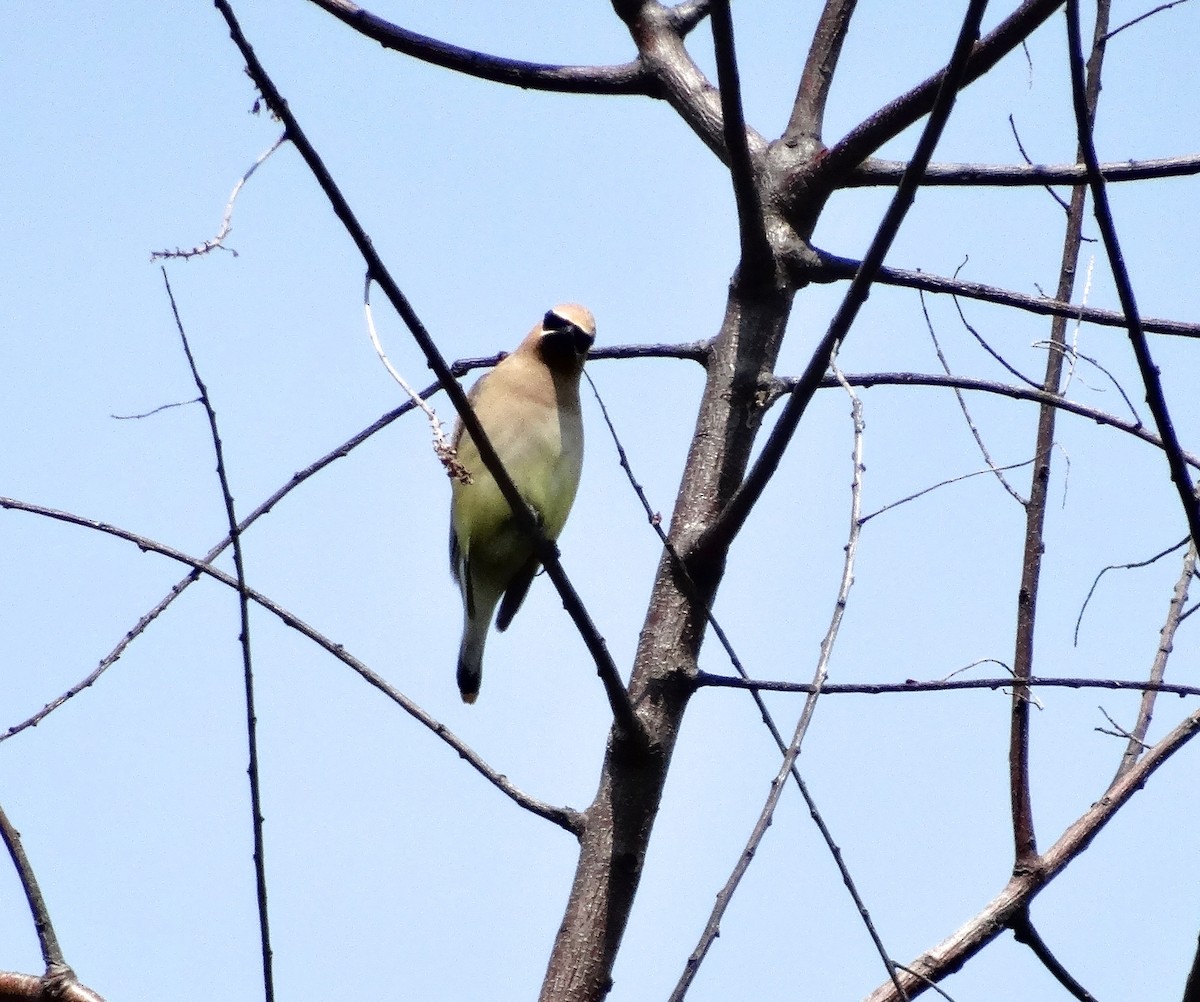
(543, 310, 571, 332)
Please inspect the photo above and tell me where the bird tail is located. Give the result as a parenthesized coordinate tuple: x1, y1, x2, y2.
(457, 617, 487, 704)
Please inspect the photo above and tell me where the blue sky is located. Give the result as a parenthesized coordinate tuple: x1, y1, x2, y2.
(3, 3, 1199, 1000)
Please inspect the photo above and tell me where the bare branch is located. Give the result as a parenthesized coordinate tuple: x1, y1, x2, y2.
(709, 0, 773, 279)
(671, 355, 903, 1001)
(304, 0, 653, 95)
(864, 704, 1200, 1001)
(1111, 542, 1197, 783)
(0, 802, 67, 972)
(665, 0, 712, 36)
(151, 133, 285, 260)
(701, 0, 992, 558)
(213, 0, 644, 746)
(613, 0, 764, 163)
(1102, 0, 1193, 41)
(0, 971, 106, 1002)
(1065, 0, 1200, 549)
(786, 0, 858, 147)
(1075, 538, 1190, 646)
(693, 673, 1200, 699)
(821, 0, 1063, 179)
(848, 152, 1200, 187)
(810, 253, 1200, 339)
(160, 270, 275, 1002)
(919, 290, 1029, 505)
(1009, 910, 1100, 1002)
(0, 496, 582, 833)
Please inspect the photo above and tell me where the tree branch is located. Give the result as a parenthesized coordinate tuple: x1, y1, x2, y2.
(708, 0, 773, 280)
(161, 270, 275, 1002)
(613, 0, 765, 164)
(304, 0, 654, 95)
(213, 0, 644, 745)
(694, 672, 1200, 699)
(1111, 541, 1197, 782)
(848, 152, 1200, 186)
(785, 0, 858, 147)
(810, 252, 1200, 339)
(699, 0, 991, 559)
(1065, 0, 1200, 550)
(820, 0, 1064, 179)
(0, 496, 583, 834)
(864, 703, 1200, 1001)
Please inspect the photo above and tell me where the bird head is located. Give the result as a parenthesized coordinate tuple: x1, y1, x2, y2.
(537, 303, 595, 374)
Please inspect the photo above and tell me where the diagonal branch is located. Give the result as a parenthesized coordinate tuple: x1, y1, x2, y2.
(786, 0, 858, 147)
(848, 152, 1200, 186)
(214, 0, 644, 746)
(699, 0, 992, 560)
(0, 496, 582, 834)
(708, 0, 773, 279)
(865, 702, 1200, 1001)
(304, 0, 654, 95)
(810, 252, 1200, 339)
(1065, 0, 1200, 550)
(820, 0, 1063, 180)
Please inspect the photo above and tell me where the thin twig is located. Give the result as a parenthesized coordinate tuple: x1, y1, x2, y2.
(1111, 541, 1197, 782)
(1066, 0, 1200, 550)
(362, 277, 463, 479)
(1010, 910, 1099, 1001)
(1008, 114, 1072, 213)
(588, 366, 902, 1001)
(214, 0, 643, 746)
(674, 347, 906, 1001)
(694, 673, 1200, 699)
(0, 495, 582, 833)
(160, 270, 275, 1002)
(861, 458, 1034, 525)
(1101, 0, 1193, 41)
(810, 252, 1200, 339)
(702, 0, 993, 559)
(151, 133, 285, 260)
(919, 289, 1028, 505)
(1074, 536, 1191, 644)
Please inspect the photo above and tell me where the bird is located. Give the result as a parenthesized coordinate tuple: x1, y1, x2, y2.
(448, 303, 596, 703)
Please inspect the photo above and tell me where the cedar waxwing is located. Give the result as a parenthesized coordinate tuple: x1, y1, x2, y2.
(449, 304, 596, 703)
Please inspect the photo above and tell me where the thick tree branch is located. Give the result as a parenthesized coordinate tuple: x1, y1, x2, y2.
(709, 0, 773, 280)
(304, 0, 654, 95)
(213, 0, 643, 745)
(786, 0, 858, 147)
(700, 0, 991, 560)
(0, 972, 106, 1002)
(849, 152, 1200, 186)
(1065, 0, 1200, 550)
(613, 0, 766, 164)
